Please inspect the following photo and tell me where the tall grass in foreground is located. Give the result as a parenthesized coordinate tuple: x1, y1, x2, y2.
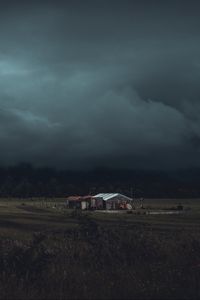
(0, 212, 200, 299)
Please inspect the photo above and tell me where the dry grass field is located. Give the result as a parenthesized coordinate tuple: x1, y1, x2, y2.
(0, 197, 199, 238)
(0, 198, 200, 299)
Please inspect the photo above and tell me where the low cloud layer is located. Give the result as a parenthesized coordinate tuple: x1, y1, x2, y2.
(0, 0, 200, 169)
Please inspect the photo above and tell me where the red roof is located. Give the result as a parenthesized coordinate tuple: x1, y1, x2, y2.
(67, 195, 94, 201)
(67, 196, 82, 201)
(81, 195, 94, 200)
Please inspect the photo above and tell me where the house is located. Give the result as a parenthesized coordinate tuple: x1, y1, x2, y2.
(93, 193, 133, 210)
(66, 193, 133, 210)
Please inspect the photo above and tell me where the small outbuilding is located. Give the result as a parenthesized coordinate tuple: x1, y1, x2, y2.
(66, 196, 83, 209)
(66, 195, 92, 210)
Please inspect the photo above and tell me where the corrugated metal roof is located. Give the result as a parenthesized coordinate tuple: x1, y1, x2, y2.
(93, 193, 132, 201)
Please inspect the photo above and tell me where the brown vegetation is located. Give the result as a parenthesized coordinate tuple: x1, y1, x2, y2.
(0, 204, 200, 299)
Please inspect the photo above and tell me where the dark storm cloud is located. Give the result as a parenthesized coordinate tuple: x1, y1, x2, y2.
(0, 0, 200, 169)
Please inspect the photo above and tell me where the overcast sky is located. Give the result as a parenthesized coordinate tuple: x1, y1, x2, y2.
(0, 0, 200, 170)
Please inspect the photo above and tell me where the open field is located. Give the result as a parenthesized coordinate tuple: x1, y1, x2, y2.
(0, 197, 199, 239)
(0, 198, 200, 299)
(0, 199, 78, 240)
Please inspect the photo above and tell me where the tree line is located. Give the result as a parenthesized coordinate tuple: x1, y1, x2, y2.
(0, 163, 200, 198)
